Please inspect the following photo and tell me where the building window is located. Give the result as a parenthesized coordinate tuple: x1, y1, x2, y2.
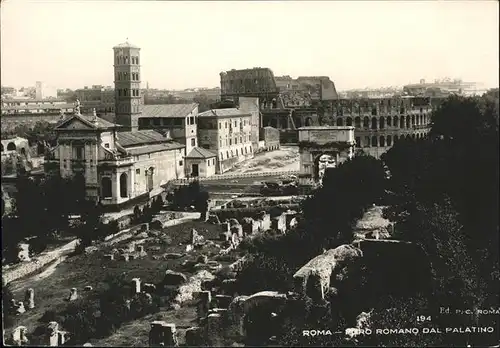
(225, 122, 227, 129)
(219, 140, 222, 147)
(104, 143, 109, 148)
(226, 151, 229, 158)
(191, 138, 196, 146)
(220, 152, 224, 160)
(136, 168, 140, 174)
(179, 160, 183, 166)
(136, 57, 139, 64)
(229, 139, 232, 145)
(208, 160, 210, 166)
(219, 122, 222, 129)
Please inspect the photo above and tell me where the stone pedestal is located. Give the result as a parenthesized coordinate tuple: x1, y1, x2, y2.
(25, 288, 35, 309)
(131, 278, 141, 294)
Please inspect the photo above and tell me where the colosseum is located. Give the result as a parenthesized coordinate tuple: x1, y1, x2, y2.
(329, 95, 435, 158)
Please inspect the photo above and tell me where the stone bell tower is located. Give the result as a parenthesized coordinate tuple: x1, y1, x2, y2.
(113, 40, 143, 131)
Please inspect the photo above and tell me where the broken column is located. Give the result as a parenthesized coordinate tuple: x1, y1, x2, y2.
(47, 322, 59, 346)
(25, 288, 35, 309)
(131, 278, 141, 294)
(57, 331, 69, 345)
(68, 288, 78, 301)
(196, 291, 211, 320)
(11, 326, 29, 346)
(207, 313, 224, 347)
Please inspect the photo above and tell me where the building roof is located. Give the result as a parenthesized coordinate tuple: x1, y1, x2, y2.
(141, 103, 198, 118)
(2, 103, 75, 111)
(198, 108, 251, 118)
(185, 147, 216, 159)
(113, 41, 140, 49)
(54, 113, 117, 130)
(117, 129, 173, 147)
(125, 142, 184, 156)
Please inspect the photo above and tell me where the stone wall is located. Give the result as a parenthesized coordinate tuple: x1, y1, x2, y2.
(2, 240, 78, 284)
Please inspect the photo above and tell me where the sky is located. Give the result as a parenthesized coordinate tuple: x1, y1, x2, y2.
(1, 0, 499, 91)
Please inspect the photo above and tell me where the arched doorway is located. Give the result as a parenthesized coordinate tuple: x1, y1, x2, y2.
(7, 142, 16, 151)
(346, 117, 353, 127)
(101, 177, 112, 198)
(336, 118, 344, 126)
(305, 117, 313, 126)
(119, 173, 128, 198)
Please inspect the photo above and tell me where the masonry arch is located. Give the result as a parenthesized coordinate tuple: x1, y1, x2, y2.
(20, 148, 27, 156)
(406, 117, 411, 129)
(378, 117, 385, 129)
(120, 172, 128, 198)
(406, 134, 411, 140)
(379, 136, 386, 147)
(146, 167, 155, 191)
(393, 116, 399, 129)
(394, 135, 399, 142)
(101, 177, 112, 198)
(386, 135, 392, 146)
(364, 136, 370, 147)
(386, 116, 392, 127)
(314, 153, 337, 183)
(305, 117, 313, 126)
(371, 136, 378, 147)
(354, 117, 361, 128)
(0, 144, 3, 152)
(295, 117, 302, 128)
(7, 142, 16, 151)
(371, 117, 378, 130)
(336, 118, 344, 127)
(363, 117, 370, 129)
(412, 134, 416, 139)
(346, 117, 353, 127)
(411, 115, 416, 126)
(400, 116, 405, 129)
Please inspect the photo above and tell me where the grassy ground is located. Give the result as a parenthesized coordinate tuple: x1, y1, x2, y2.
(5, 219, 238, 346)
(225, 146, 299, 174)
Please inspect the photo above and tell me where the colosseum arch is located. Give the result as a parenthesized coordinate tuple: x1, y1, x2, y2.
(7, 142, 16, 151)
(371, 136, 378, 147)
(399, 116, 405, 129)
(406, 117, 411, 129)
(386, 116, 392, 127)
(379, 117, 385, 129)
(412, 134, 416, 139)
(1, 144, 4, 152)
(336, 118, 344, 126)
(371, 117, 378, 130)
(411, 115, 416, 126)
(394, 135, 399, 143)
(386, 135, 392, 146)
(346, 117, 353, 127)
(295, 117, 302, 128)
(364, 136, 370, 147)
(363, 117, 370, 129)
(379, 136, 385, 147)
(393, 116, 398, 129)
(406, 134, 411, 140)
(354, 117, 361, 128)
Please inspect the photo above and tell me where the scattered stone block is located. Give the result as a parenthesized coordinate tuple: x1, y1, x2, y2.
(143, 292, 153, 305)
(68, 288, 78, 301)
(186, 244, 194, 252)
(84, 286, 93, 291)
(163, 253, 184, 260)
(103, 254, 114, 260)
(143, 283, 157, 294)
(149, 321, 178, 347)
(83, 343, 93, 347)
(118, 254, 130, 262)
(16, 301, 26, 315)
(197, 254, 208, 264)
(136, 231, 149, 239)
(163, 270, 187, 286)
(148, 246, 162, 252)
(84, 246, 99, 254)
(11, 326, 29, 346)
(136, 245, 145, 253)
(25, 288, 35, 309)
(215, 294, 233, 309)
(220, 232, 231, 242)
